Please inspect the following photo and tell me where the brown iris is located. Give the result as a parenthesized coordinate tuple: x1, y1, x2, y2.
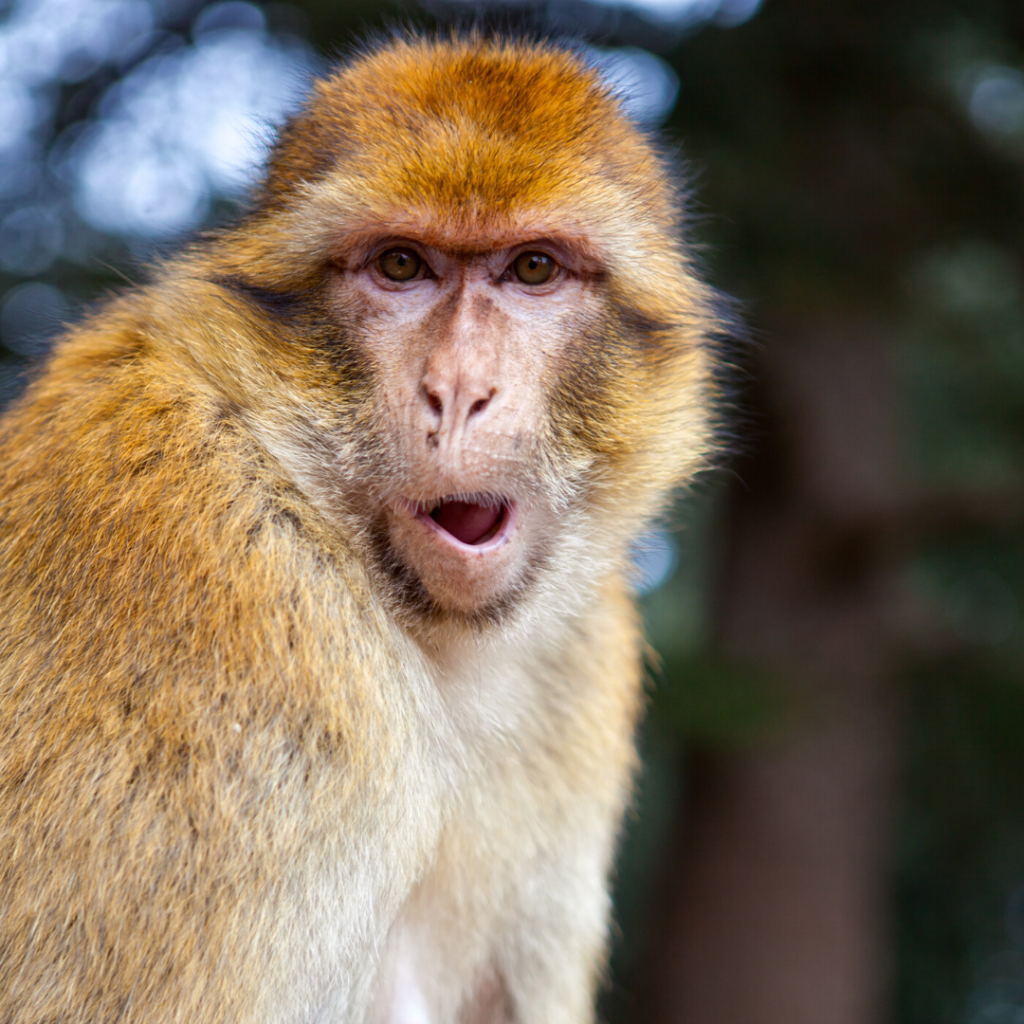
(512, 252, 555, 285)
(379, 248, 422, 281)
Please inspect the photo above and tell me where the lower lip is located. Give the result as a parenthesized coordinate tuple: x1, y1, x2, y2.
(413, 502, 516, 552)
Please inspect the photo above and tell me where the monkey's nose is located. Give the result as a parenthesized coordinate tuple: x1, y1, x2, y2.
(421, 380, 497, 436)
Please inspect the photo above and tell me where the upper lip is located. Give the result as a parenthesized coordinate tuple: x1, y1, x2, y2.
(408, 493, 505, 514)
(401, 493, 515, 550)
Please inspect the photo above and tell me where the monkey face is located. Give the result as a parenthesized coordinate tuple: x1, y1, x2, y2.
(328, 232, 606, 616)
(207, 38, 718, 628)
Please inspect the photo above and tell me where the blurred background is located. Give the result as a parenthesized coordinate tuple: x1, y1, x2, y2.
(1, 0, 1023, 1021)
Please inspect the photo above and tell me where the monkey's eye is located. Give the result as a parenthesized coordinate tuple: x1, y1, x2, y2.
(512, 252, 555, 286)
(378, 248, 422, 281)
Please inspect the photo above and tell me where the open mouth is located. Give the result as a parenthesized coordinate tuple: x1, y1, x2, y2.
(414, 495, 514, 548)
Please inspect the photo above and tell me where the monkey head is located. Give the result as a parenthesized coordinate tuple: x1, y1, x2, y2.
(194, 36, 719, 626)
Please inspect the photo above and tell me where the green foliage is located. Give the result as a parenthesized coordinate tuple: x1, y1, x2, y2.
(648, 3, 1024, 1019)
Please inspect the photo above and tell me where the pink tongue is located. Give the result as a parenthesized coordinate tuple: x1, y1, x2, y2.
(432, 501, 502, 545)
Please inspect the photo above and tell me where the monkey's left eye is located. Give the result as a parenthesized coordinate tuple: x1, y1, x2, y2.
(512, 252, 555, 285)
(378, 248, 422, 281)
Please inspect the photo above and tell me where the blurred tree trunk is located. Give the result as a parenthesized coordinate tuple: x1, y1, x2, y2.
(639, 328, 901, 1024)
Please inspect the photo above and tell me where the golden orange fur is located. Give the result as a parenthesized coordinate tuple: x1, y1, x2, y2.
(0, 34, 720, 1024)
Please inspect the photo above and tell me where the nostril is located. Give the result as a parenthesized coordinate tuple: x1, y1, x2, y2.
(424, 389, 443, 415)
(468, 389, 496, 419)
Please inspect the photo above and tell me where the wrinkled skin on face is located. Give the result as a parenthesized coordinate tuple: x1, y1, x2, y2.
(328, 231, 605, 614)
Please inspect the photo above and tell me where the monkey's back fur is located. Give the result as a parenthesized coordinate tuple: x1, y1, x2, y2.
(0, 36, 719, 1024)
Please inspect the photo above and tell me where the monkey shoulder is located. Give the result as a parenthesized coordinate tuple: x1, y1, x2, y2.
(0, 312, 414, 789)
(0, 310, 436, 1018)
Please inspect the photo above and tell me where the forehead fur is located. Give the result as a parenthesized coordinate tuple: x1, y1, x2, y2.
(263, 36, 676, 241)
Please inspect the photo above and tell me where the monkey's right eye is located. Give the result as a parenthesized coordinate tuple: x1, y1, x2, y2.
(378, 248, 422, 281)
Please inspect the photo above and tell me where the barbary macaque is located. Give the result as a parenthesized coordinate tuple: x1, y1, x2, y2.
(0, 35, 720, 1024)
